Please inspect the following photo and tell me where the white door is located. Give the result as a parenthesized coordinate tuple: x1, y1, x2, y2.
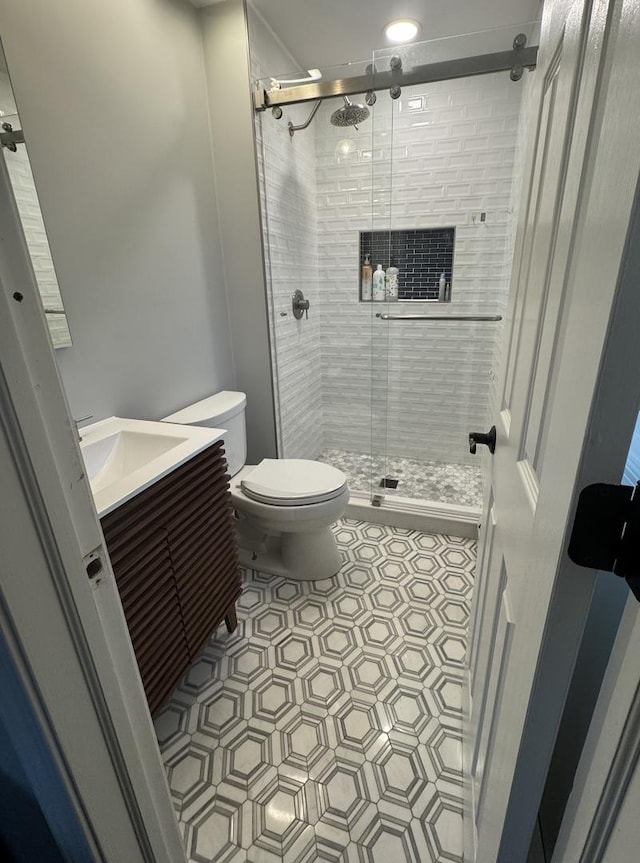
(552, 597, 640, 861)
(465, 0, 640, 859)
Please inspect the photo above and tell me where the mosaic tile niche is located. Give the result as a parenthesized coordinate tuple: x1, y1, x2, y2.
(359, 228, 455, 301)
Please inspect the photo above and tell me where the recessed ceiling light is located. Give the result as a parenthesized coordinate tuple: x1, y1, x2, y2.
(384, 19, 421, 44)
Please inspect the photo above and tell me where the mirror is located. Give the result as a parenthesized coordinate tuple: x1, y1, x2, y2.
(0, 40, 71, 348)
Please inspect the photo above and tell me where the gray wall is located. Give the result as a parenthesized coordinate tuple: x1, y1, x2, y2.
(0, 0, 235, 424)
(200, 0, 277, 463)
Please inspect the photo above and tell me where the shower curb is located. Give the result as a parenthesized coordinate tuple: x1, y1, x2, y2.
(346, 492, 479, 539)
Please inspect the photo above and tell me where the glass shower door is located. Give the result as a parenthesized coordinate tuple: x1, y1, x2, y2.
(369, 25, 537, 509)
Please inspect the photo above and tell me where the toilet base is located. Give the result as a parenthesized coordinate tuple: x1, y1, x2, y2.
(237, 526, 343, 581)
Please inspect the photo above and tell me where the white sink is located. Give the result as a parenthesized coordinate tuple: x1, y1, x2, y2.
(80, 417, 225, 517)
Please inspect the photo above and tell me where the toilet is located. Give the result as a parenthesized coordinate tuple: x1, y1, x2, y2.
(162, 392, 349, 581)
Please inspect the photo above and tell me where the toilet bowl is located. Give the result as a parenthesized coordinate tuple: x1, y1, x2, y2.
(162, 393, 349, 581)
(232, 461, 349, 580)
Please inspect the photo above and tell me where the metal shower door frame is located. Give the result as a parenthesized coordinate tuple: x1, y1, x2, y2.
(254, 39, 538, 111)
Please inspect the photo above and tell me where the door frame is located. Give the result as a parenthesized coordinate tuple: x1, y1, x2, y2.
(0, 154, 185, 861)
(465, 0, 640, 857)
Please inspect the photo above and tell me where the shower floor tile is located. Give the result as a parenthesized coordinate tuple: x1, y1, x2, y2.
(155, 519, 475, 863)
(319, 448, 484, 508)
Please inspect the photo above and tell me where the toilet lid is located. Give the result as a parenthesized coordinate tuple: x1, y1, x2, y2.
(241, 459, 348, 506)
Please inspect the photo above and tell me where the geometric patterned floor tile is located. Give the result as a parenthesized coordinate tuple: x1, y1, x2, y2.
(187, 791, 244, 863)
(222, 724, 274, 792)
(197, 680, 246, 742)
(419, 792, 465, 863)
(301, 661, 350, 712)
(156, 518, 475, 863)
(166, 739, 212, 816)
(252, 773, 316, 857)
(316, 754, 372, 836)
(280, 707, 335, 774)
(334, 697, 387, 756)
(370, 736, 432, 809)
(345, 651, 395, 699)
(384, 683, 434, 737)
(354, 811, 427, 863)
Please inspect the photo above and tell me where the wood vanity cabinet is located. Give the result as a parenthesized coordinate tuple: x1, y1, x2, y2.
(100, 441, 240, 714)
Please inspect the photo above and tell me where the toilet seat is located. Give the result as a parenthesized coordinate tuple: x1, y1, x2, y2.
(241, 459, 348, 506)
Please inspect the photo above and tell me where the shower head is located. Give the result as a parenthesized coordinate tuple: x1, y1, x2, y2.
(330, 96, 370, 128)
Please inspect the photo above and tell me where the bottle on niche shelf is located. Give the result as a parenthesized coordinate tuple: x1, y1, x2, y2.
(372, 264, 386, 301)
(386, 264, 399, 301)
(438, 272, 447, 302)
(361, 254, 372, 301)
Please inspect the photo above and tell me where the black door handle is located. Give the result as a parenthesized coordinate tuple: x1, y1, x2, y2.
(469, 425, 496, 455)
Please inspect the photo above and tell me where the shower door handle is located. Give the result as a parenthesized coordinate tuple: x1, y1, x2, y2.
(469, 426, 496, 455)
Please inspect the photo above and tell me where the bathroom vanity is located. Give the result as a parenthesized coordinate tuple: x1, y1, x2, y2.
(83, 419, 240, 715)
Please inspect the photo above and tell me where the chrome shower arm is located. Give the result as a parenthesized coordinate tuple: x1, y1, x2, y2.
(288, 100, 322, 137)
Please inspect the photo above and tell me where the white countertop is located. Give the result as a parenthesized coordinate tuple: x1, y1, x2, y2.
(80, 416, 225, 517)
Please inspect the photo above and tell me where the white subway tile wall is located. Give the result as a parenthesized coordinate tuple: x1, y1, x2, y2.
(250, 19, 324, 460)
(250, 23, 523, 485)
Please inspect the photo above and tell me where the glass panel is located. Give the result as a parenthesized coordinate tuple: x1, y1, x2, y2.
(248, 4, 378, 488)
(370, 24, 537, 507)
(369, 65, 393, 501)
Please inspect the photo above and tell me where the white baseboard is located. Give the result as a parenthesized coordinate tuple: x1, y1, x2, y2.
(345, 491, 480, 539)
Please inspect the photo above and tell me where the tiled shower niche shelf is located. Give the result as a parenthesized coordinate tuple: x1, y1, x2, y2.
(359, 227, 455, 301)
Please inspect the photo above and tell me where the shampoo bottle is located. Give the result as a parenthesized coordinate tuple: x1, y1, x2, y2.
(372, 264, 386, 302)
(438, 272, 447, 302)
(361, 255, 372, 301)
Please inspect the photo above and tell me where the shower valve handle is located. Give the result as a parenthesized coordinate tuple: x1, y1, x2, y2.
(292, 290, 310, 320)
(469, 426, 496, 455)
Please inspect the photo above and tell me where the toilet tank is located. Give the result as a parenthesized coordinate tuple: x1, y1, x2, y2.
(162, 391, 247, 477)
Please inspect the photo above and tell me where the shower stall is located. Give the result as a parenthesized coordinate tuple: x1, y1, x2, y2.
(249, 19, 538, 527)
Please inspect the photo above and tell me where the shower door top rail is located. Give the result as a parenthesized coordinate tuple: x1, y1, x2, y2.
(254, 43, 538, 111)
(376, 313, 502, 322)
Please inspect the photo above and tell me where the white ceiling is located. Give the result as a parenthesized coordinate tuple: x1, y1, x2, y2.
(193, 0, 542, 69)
